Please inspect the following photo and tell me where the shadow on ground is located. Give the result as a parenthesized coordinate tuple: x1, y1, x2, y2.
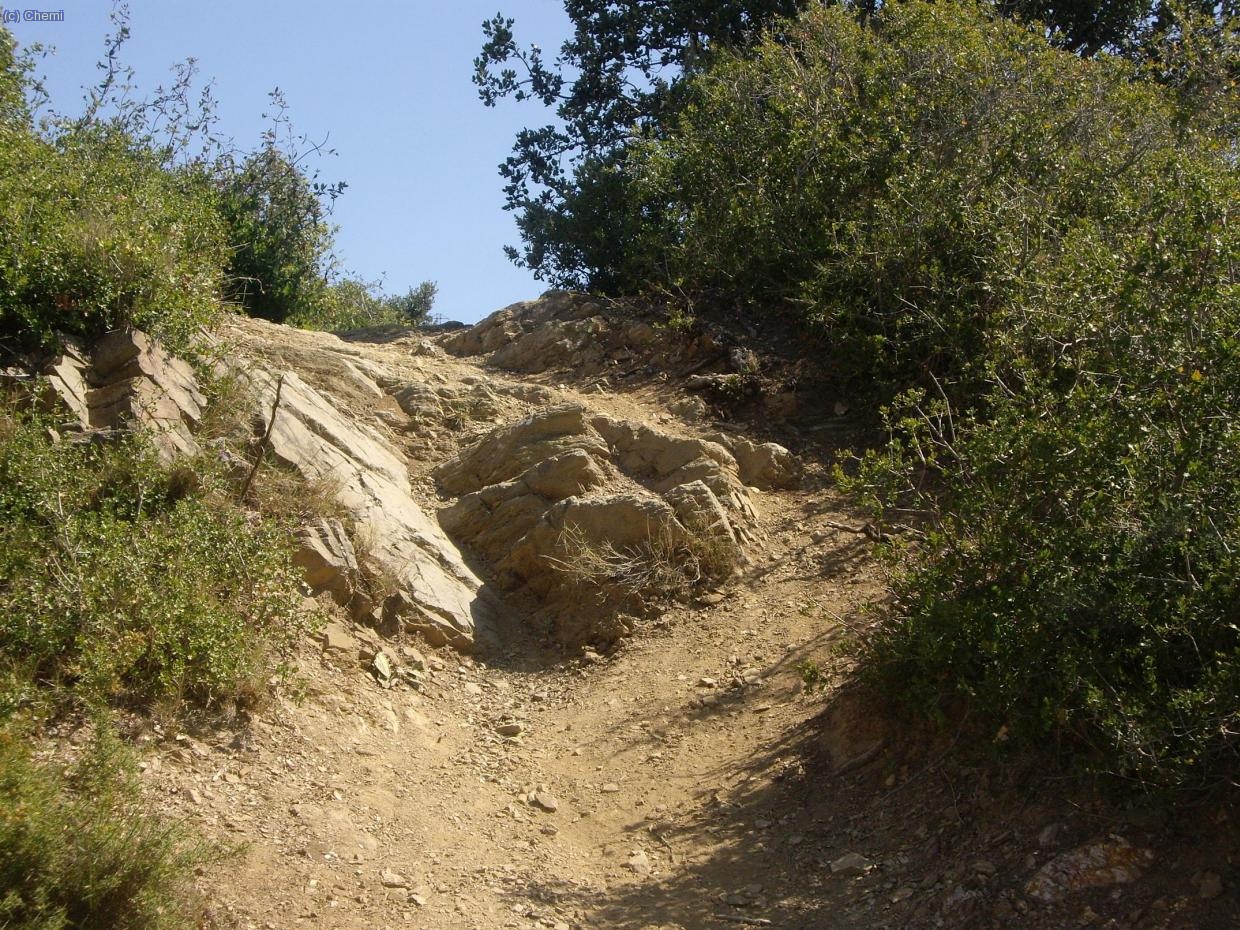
(505, 679, 1240, 930)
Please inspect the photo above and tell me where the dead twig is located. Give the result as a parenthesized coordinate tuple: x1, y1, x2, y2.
(240, 373, 284, 503)
(820, 519, 887, 542)
(712, 915, 773, 926)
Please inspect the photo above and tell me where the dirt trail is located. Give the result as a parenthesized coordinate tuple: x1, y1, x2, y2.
(138, 309, 1234, 930)
(135, 313, 894, 930)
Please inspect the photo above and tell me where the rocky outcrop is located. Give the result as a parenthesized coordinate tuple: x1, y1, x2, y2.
(34, 321, 500, 653)
(707, 434, 800, 490)
(30, 328, 205, 459)
(40, 342, 92, 425)
(293, 517, 361, 608)
(87, 329, 206, 458)
(441, 292, 667, 378)
(433, 404, 760, 645)
(238, 365, 494, 651)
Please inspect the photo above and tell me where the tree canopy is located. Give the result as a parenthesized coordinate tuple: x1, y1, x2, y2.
(478, 0, 1236, 292)
(474, 0, 808, 290)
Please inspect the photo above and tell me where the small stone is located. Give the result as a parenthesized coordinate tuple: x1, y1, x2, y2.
(626, 850, 652, 875)
(380, 869, 409, 888)
(1038, 823, 1064, 848)
(371, 651, 394, 682)
(320, 623, 356, 655)
(699, 593, 725, 606)
(830, 853, 871, 874)
(495, 721, 523, 737)
(973, 860, 997, 877)
(699, 677, 718, 688)
(601, 783, 621, 793)
(1026, 836, 1154, 904)
(529, 791, 560, 813)
(463, 682, 483, 696)
(891, 887, 915, 903)
(1196, 871, 1224, 899)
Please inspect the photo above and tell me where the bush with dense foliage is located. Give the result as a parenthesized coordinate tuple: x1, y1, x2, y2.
(289, 277, 438, 332)
(474, 0, 808, 289)
(0, 23, 435, 347)
(610, 0, 1240, 786)
(0, 37, 226, 353)
(846, 140, 1238, 784)
(0, 728, 218, 930)
(216, 137, 340, 324)
(477, 0, 1224, 290)
(614, 1, 1237, 785)
(0, 407, 311, 719)
(627, 1, 1232, 396)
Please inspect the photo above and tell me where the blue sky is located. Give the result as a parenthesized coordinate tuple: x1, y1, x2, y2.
(8, 2, 573, 323)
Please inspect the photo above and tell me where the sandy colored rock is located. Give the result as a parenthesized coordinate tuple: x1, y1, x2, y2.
(29, 328, 206, 459)
(39, 342, 92, 425)
(1025, 836, 1155, 904)
(433, 404, 606, 495)
(225, 343, 493, 652)
(293, 517, 360, 606)
(709, 434, 800, 490)
(85, 329, 205, 459)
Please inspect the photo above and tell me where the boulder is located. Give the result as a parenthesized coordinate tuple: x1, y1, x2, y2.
(439, 449, 610, 565)
(523, 448, 611, 500)
(1025, 836, 1154, 904)
(86, 329, 206, 459)
(488, 318, 606, 374)
(293, 517, 360, 606)
(500, 493, 689, 599)
(709, 434, 800, 490)
(432, 404, 609, 495)
(239, 366, 494, 652)
(431, 400, 766, 646)
(27, 329, 205, 459)
(440, 292, 685, 378)
(663, 480, 741, 551)
(39, 342, 92, 424)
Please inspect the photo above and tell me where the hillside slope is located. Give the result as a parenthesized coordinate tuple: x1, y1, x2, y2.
(97, 296, 1237, 930)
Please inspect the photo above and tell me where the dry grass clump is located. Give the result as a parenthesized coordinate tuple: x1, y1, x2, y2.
(547, 514, 738, 603)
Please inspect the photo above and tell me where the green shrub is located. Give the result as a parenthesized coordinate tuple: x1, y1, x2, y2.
(0, 31, 226, 353)
(0, 410, 310, 718)
(627, 1, 1227, 398)
(0, 727, 219, 930)
(803, 6, 1240, 786)
(620, 0, 1240, 785)
(216, 141, 338, 324)
(288, 277, 438, 332)
(0, 126, 227, 354)
(847, 143, 1239, 785)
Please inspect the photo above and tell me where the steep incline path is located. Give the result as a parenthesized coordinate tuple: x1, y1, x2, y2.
(139, 305, 892, 930)
(135, 300, 1230, 930)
